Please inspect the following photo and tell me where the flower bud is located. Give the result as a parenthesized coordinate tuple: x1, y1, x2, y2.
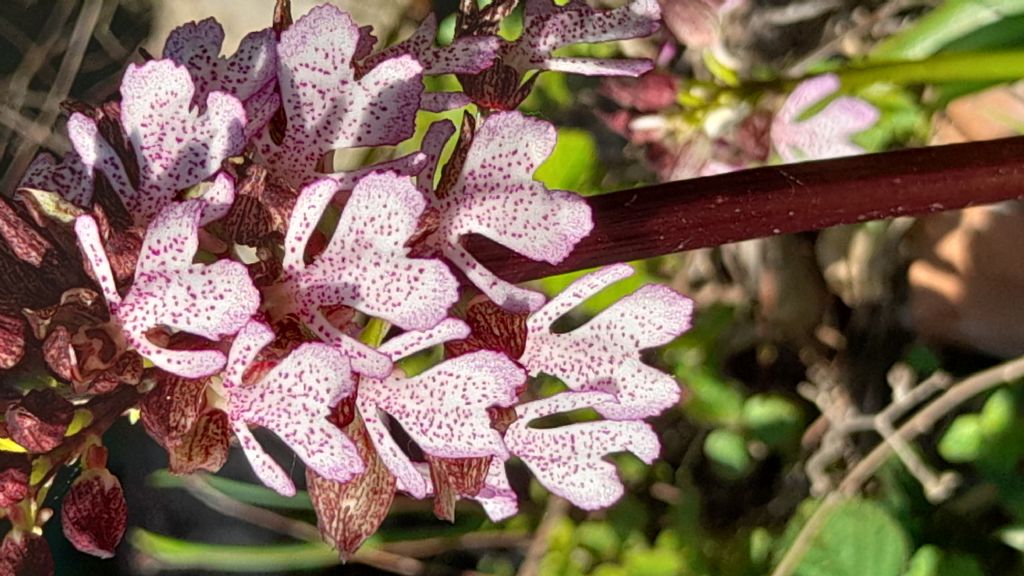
(60, 468, 127, 559)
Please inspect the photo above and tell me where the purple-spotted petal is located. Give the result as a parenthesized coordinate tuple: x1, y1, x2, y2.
(118, 259, 257, 377)
(284, 173, 459, 360)
(225, 325, 362, 496)
(233, 422, 295, 496)
(362, 14, 499, 75)
(430, 112, 592, 312)
(198, 173, 236, 225)
(421, 92, 473, 113)
(135, 199, 202, 274)
(377, 318, 470, 361)
(162, 18, 278, 135)
(329, 152, 428, 192)
(520, 264, 692, 419)
(74, 216, 120, 306)
(504, 392, 660, 510)
(505, 0, 660, 77)
(359, 350, 524, 498)
(471, 460, 519, 522)
(19, 151, 93, 207)
(255, 5, 423, 187)
(68, 113, 133, 206)
(770, 74, 879, 163)
(76, 60, 247, 223)
(76, 201, 260, 378)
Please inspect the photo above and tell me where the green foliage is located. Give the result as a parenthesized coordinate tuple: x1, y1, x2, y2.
(536, 128, 605, 195)
(704, 428, 752, 480)
(938, 389, 1024, 468)
(793, 501, 911, 576)
(741, 394, 804, 450)
(904, 545, 986, 576)
(852, 83, 931, 151)
(871, 0, 1024, 60)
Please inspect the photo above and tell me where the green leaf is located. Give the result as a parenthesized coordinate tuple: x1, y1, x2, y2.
(741, 394, 804, 449)
(680, 366, 745, 427)
(148, 470, 314, 511)
(622, 544, 686, 576)
(794, 500, 910, 576)
(980, 388, 1015, 435)
(535, 128, 604, 195)
(938, 414, 984, 463)
(703, 428, 751, 480)
(903, 545, 985, 576)
(576, 521, 621, 560)
(131, 529, 339, 572)
(871, 0, 1024, 60)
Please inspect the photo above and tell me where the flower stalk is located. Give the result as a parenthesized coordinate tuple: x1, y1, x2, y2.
(472, 135, 1024, 283)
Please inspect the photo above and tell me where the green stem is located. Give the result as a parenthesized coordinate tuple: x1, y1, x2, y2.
(837, 50, 1024, 88)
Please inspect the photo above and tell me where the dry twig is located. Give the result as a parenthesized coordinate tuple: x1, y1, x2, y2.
(772, 354, 1024, 576)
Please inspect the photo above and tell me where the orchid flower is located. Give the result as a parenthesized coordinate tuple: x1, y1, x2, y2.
(520, 264, 692, 419)
(357, 319, 525, 498)
(503, 391, 660, 510)
(505, 0, 662, 78)
(254, 5, 424, 188)
(75, 200, 259, 378)
(359, 13, 500, 112)
(69, 60, 247, 223)
(277, 172, 459, 376)
(417, 112, 593, 312)
(220, 320, 362, 496)
(163, 18, 279, 140)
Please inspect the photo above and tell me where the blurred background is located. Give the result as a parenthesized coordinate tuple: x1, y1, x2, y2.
(3, 0, 1024, 574)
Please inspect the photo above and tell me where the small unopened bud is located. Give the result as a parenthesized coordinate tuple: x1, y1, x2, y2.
(60, 468, 127, 559)
(1, 531, 55, 576)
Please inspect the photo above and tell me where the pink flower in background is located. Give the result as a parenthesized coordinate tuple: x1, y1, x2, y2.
(770, 73, 879, 163)
(658, 0, 745, 49)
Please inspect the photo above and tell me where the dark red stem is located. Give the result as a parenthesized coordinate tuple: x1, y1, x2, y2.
(472, 136, 1024, 283)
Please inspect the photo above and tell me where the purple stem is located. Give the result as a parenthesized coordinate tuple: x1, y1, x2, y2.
(472, 136, 1024, 282)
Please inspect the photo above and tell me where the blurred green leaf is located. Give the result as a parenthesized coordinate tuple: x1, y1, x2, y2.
(131, 529, 338, 572)
(852, 83, 930, 152)
(872, 0, 1024, 60)
(741, 394, 804, 450)
(577, 521, 621, 560)
(148, 470, 313, 511)
(794, 500, 910, 576)
(938, 414, 984, 463)
(704, 428, 752, 480)
(680, 365, 745, 427)
(980, 389, 1015, 435)
(903, 545, 985, 576)
(535, 128, 604, 195)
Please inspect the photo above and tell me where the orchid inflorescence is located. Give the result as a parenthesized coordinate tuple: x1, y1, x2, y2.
(0, 0, 697, 569)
